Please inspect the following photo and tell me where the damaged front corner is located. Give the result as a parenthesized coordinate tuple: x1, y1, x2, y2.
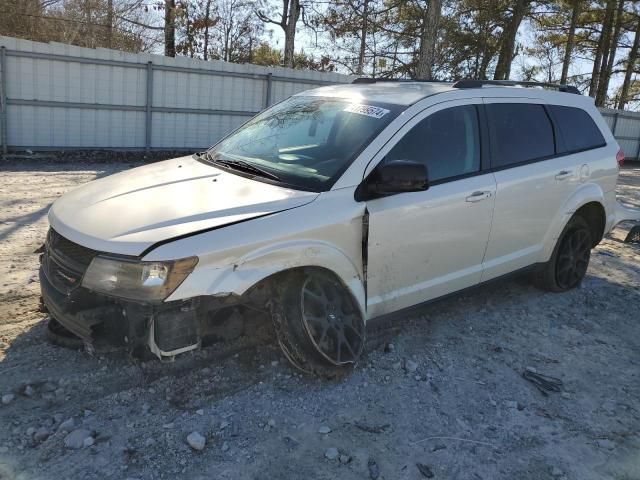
(145, 291, 268, 361)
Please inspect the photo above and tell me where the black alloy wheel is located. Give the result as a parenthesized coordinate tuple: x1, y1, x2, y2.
(300, 275, 364, 365)
(270, 269, 365, 377)
(555, 226, 591, 290)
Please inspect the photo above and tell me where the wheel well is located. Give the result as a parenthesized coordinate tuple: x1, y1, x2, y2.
(243, 266, 363, 314)
(243, 267, 345, 301)
(574, 202, 606, 247)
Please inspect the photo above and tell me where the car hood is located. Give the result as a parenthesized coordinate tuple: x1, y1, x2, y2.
(49, 156, 318, 256)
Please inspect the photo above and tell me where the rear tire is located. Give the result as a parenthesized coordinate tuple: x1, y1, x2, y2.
(533, 215, 592, 292)
(270, 269, 365, 378)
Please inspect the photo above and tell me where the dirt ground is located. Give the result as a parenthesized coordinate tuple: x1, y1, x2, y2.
(0, 158, 639, 480)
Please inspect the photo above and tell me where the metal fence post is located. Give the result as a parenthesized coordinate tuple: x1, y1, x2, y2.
(611, 111, 619, 137)
(0, 46, 8, 155)
(145, 61, 153, 153)
(264, 73, 273, 108)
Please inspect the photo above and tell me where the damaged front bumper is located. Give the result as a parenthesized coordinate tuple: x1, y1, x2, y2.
(39, 229, 257, 360)
(40, 264, 206, 358)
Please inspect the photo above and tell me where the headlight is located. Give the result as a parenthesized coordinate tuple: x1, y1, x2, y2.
(82, 256, 198, 302)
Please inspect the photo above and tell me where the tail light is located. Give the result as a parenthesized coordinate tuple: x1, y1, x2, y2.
(616, 148, 625, 168)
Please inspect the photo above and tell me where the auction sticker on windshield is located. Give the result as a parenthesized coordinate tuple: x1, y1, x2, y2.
(344, 104, 390, 119)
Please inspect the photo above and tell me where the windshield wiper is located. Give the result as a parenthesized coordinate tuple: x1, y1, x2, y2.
(196, 150, 217, 164)
(213, 157, 281, 181)
(196, 151, 281, 181)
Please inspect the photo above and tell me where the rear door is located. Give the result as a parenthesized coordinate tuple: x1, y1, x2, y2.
(480, 99, 583, 281)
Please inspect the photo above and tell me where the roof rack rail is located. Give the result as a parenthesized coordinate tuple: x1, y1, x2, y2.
(452, 79, 580, 95)
(352, 77, 450, 84)
(352, 77, 391, 84)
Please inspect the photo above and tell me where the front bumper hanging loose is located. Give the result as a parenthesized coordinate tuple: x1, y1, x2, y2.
(38, 228, 232, 359)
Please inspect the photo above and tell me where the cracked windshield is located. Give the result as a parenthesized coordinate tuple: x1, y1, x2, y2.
(207, 95, 400, 190)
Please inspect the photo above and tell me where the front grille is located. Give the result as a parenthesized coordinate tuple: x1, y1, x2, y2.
(43, 229, 99, 294)
(39, 265, 122, 344)
(47, 229, 98, 268)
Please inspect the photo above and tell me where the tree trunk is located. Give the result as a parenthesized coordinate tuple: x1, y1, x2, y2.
(415, 0, 442, 80)
(589, 0, 614, 98)
(494, 0, 528, 80)
(106, 0, 113, 49)
(560, 0, 580, 84)
(203, 0, 212, 61)
(596, 0, 624, 106)
(618, 16, 640, 110)
(479, 53, 492, 80)
(224, 27, 230, 62)
(84, 0, 92, 48)
(473, 45, 480, 78)
(356, 0, 370, 76)
(164, 0, 176, 57)
(283, 0, 300, 68)
(391, 41, 398, 73)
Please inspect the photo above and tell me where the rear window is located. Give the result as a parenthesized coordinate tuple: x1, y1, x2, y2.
(549, 105, 606, 153)
(486, 103, 555, 168)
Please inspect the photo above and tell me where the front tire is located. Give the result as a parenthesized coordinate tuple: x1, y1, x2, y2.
(270, 269, 365, 378)
(45, 317, 84, 349)
(533, 215, 592, 292)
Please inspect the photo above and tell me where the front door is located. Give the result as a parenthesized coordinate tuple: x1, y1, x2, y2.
(364, 100, 496, 317)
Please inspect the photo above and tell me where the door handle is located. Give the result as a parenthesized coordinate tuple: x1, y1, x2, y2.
(465, 191, 492, 202)
(555, 170, 573, 180)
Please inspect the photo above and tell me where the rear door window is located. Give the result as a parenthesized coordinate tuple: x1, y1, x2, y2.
(548, 105, 606, 153)
(385, 105, 481, 183)
(486, 103, 555, 168)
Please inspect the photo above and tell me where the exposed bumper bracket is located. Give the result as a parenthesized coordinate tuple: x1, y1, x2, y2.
(147, 318, 201, 360)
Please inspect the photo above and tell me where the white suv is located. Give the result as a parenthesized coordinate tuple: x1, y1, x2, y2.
(40, 79, 639, 375)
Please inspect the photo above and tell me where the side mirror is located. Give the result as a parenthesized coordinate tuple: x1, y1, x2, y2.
(356, 160, 429, 201)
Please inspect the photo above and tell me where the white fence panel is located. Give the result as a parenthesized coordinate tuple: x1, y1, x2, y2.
(599, 108, 640, 162)
(0, 36, 351, 152)
(1, 36, 639, 160)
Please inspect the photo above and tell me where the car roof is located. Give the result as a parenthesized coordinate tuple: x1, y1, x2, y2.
(298, 81, 455, 106)
(298, 81, 589, 108)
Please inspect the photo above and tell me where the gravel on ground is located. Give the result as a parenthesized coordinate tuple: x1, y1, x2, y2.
(0, 158, 639, 480)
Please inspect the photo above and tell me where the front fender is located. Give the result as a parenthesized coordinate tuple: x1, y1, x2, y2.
(540, 183, 606, 262)
(167, 240, 366, 318)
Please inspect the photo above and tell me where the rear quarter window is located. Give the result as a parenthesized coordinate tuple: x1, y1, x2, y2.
(548, 105, 606, 153)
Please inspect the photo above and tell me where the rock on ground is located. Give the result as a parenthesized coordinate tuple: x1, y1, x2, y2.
(64, 429, 93, 450)
(187, 432, 206, 451)
(58, 418, 75, 432)
(324, 447, 339, 460)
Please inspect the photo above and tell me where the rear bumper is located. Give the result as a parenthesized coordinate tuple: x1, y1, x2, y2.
(613, 201, 640, 226)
